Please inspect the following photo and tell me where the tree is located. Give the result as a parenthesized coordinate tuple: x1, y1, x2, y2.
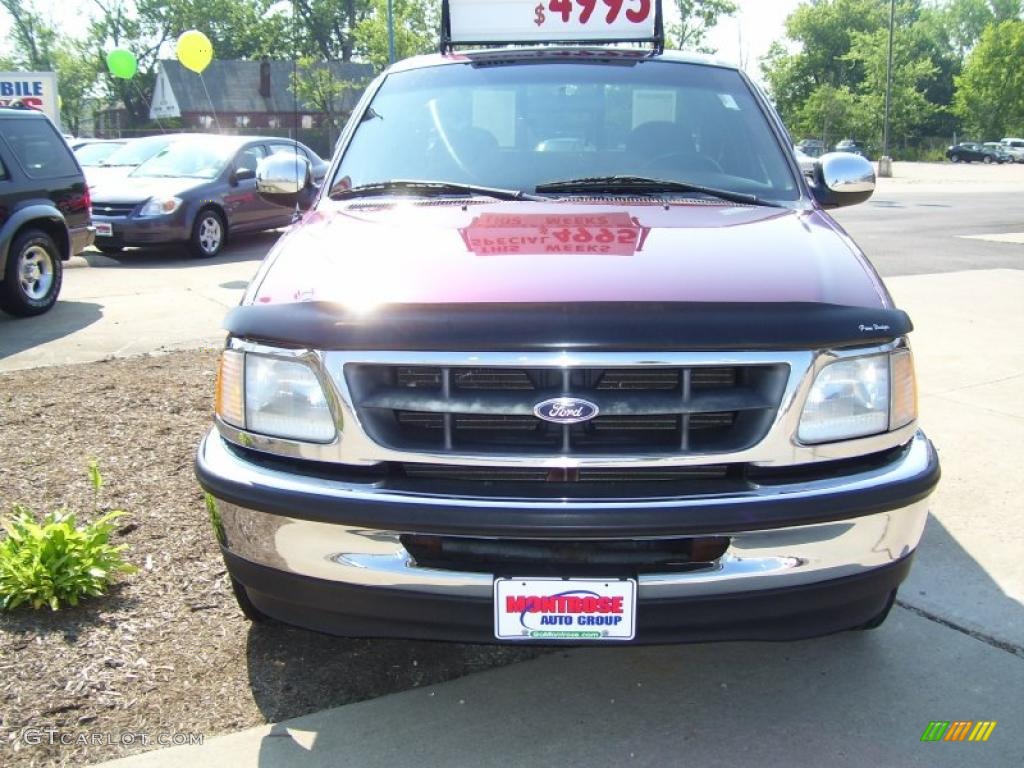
(290, 56, 369, 147)
(939, 0, 1022, 56)
(0, 0, 59, 70)
(789, 84, 860, 146)
(844, 26, 939, 147)
(761, 0, 968, 153)
(954, 19, 1024, 138)
(761, 0, 888, 121)
(668, 0, 737, 52)
(86, 0, 303, 127)
(353, 0, 437, 71)
(54, 42, 103, 135)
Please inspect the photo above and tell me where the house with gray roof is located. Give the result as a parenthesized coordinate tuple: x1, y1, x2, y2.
(149, 59, 373, 154)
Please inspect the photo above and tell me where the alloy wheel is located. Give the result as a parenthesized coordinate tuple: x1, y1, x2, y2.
(18, 245, 54, 301)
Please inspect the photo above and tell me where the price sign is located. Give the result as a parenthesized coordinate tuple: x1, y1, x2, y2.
(446, 0, 659, 46)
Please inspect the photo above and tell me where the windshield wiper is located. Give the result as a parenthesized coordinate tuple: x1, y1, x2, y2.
(535, 175, 777, 207)
(328, 179, 545, 202)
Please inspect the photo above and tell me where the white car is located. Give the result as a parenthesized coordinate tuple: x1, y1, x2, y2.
(1000, 138, 1024, 163)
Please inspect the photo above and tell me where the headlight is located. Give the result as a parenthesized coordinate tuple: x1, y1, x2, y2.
(216, 350, 337, 443)
(798, 349, 917, 444)
(138, 196, 183, 216)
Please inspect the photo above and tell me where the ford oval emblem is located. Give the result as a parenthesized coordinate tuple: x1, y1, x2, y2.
(533, 397, 600, 425)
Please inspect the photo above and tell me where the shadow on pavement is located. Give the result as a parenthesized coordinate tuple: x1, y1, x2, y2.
(240, 515, 1021, 767)
(83, 231, 281, 270)
(244, 621, 544, 725)
(0, 301, 103, 361)
(903, 514, 1024, 651)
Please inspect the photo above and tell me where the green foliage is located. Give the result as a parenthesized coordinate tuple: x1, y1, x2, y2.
(668, 0, 738, 52)
(761, 0, 998, 154)
(293, 0, 370, 61)
(0, 0, 59, 70)
(954, 19, 1024, 138)
(290, 56, 369, 145)
(55, 41, 104, 136)
(940, 0, 1022, 55)
(353, 0, 438, 71)
(0, 464, 136, 612)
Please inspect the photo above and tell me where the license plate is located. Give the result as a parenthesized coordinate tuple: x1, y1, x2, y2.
(494, 577, 637, 641)
(95, 222, 113, 237)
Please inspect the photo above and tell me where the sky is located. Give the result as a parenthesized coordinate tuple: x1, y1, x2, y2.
(701, 0, 804, 79)
(6, 0, 805, 80)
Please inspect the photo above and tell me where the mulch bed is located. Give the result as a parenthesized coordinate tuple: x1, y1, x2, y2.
(0, 351, 541, 767)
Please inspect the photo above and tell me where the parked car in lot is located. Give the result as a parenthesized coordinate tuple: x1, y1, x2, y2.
(72, 139, 127, 167)
(833, 139, 870, 159)
(1000, 137, 1024, 162)
(90, 135, 324, 257)
(795, 138, 826, 158)
(0, 106, 93, 316)
(982, 142, 1013, 163)
(946, 142, 1002, 163)
(83, 134, 187, 189)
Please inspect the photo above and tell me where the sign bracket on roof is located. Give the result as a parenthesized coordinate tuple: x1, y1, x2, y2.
(440, 0, 664, 54)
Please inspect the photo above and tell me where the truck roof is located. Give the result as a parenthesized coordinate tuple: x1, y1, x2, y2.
(387, 46, 739, 75)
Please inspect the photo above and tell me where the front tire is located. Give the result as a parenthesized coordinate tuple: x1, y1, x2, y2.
(0, 229, 63, 317)
(949, 154, 959, 163)
(189, 208, 226, 258)
(983, 155, 994, 164)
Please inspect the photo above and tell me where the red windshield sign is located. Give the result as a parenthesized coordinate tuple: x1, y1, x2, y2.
(459, 212, 650, 256)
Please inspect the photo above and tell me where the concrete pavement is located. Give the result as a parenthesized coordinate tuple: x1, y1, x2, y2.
(92, 268, 1024, 766)
(0, 233, 271, 372)
(98, 609, 1021, 768)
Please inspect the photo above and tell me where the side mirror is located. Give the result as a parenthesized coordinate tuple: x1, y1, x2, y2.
(810, 152, 875, 209)
(256, 153, 315, 210)
(232, 167, 256, 185)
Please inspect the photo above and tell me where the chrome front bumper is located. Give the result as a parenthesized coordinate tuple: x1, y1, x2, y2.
(200, 430, 937, 601)
(218, 501, 928, 600)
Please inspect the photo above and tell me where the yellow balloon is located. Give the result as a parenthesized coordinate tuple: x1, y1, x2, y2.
(177, 30, 213, 74)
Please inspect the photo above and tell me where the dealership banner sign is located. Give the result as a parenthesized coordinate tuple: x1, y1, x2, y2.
(0, 72, 60, 126)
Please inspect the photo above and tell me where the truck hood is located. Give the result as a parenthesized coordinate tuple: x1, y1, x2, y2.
(249, 200, 890, 309)
(89, 176, 209, 204)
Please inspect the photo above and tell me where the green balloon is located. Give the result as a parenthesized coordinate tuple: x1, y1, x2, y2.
(106, 48, 137, 80)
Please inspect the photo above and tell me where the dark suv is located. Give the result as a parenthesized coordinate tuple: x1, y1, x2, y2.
(0, 107, 93, 316)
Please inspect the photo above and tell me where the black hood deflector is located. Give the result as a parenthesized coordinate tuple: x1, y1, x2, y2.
(223, 302, 912, 351)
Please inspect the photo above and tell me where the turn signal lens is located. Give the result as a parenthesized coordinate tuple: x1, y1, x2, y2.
(215, 350, 245, 428)
(890, 349, 918, 430)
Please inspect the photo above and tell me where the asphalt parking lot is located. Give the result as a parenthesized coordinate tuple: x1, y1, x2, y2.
(2, 162, 1022, 766)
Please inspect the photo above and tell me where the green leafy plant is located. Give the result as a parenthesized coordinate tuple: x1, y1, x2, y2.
(0, 463, 136, 611)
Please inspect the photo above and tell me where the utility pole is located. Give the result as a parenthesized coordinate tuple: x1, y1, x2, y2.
(387, 0, 396, 64)
(880, 0, 895, 177)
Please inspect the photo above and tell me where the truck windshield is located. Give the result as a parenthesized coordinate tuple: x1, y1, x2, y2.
(333, 58, 799, 202)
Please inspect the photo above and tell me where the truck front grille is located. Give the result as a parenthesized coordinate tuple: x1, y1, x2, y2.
(346, 364, 788, 457)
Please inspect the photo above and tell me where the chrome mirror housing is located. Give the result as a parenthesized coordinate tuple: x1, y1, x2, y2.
(811, 152, 875, 208)
(256, 153, 314, 209)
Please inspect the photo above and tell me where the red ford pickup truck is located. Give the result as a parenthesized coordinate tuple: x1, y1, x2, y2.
(196, 1, 939, 644)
